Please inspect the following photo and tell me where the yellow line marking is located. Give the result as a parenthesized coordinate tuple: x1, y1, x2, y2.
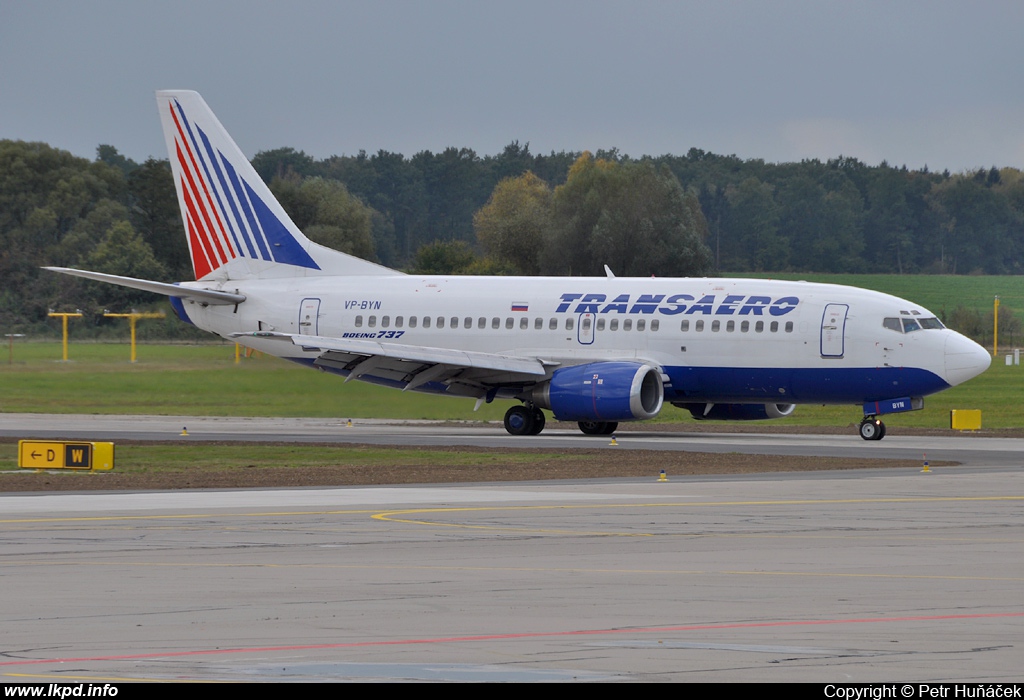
(369, 495, 1024, 532)
(3, 494, 1023, 525)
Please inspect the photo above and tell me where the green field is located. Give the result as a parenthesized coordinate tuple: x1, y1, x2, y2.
(1, 338, 1020, 429)
(731, 272, 1022, 321)
(0, 342, 514, 421)
(0, 442, 572, 473)
(3, 272, 1021, 428)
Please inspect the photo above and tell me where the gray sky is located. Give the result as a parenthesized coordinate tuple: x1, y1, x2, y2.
(2, 0, 1023, 172)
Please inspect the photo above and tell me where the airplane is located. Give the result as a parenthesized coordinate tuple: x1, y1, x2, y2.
(46, 90, 992, 440)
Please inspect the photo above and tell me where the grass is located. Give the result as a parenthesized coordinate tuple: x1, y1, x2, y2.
(730, 273, 1024, 322)
(0, 342, 512, 421)
(0, 340, 1019, 429)
(8, 264, 1024, 435)
(0, 442, 575, 473)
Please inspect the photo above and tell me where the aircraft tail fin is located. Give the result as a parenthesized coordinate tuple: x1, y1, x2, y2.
(157, 90, 400, 281)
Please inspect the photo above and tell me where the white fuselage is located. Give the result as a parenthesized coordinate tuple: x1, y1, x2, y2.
(176, 275, 990, 407)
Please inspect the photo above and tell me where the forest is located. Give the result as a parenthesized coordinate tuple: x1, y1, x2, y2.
(2, 136, 1022, 337)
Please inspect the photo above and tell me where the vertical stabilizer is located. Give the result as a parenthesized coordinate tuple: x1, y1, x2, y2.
(157, 90, 400, 281)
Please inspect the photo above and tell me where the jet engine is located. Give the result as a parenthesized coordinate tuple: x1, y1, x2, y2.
(675, 402, 796, 421)
(529, 362, 664, 422)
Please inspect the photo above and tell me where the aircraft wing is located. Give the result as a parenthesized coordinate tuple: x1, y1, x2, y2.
(234, 331, 552, 395)
(44, 267, 246, 305)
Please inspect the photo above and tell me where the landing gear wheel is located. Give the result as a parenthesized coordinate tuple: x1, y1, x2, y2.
(504, 405, 535, 436)
(529, 407, 546, 435)
(578, 421, 618, 436)
(859, 418, 885, 441)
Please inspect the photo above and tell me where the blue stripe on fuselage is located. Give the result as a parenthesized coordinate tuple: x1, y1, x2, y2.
(281, 357, 949, 406)
(663, 365, 949, 404)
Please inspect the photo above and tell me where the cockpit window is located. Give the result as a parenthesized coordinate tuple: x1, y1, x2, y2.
(885, 316, 943, 333)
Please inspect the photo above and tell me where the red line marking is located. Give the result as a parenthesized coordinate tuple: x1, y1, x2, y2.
(1, 611, 1021, 668)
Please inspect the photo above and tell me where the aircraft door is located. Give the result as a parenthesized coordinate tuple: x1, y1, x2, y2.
(577, 312, 595, 345)
(820, 303, 848, 358)
(298, 298, 321, 336)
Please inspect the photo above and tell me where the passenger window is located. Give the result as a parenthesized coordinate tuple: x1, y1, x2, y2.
(478, 317, 486, 329)
(610, 319, 619, 331)
(520, 317, 528, 330)
(755, 320, 763, 333)
(549, 318, 558, 330)
(695, 320, 704, 332)
(582, 317, 592, 330)
(650, 320, 659, 331)
(566, 318, 574, 331)
(535, 317, 543, 330)
(636, 319, 646, 331)
(680, 320, 689, 332)
(770, 321, 778, 332)
(506, 317, 514, 329)
(381, 316, 390, 328)
(711, 320, 720, 332)
(726, 320, 735, 332)
(368, 315, 377, 328)
(408, 316, 416, 328)
(422, 316, 430, 328)
(741, 321, 749, 332)
(355, 315, 363, 328)
(623, 319, 632, 331)
(785, 321, 794, 333)
(395, 316, 403, 328)
(463, 317, 471, 328)
(596, 318, 605, 331)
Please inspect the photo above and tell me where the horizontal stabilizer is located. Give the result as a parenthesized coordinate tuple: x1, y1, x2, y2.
(44, 267, 246, 305)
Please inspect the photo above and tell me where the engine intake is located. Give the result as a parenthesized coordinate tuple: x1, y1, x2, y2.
(530, 362, 664, 422)
(676, 402, 796, 421)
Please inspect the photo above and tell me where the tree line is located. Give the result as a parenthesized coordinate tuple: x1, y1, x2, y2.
(1, 136, 1022, 339)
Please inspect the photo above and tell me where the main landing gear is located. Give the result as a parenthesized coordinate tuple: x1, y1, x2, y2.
(577, 420, 618, 435)
(503, 404, 546, 436)
(859, 416, 886, 441)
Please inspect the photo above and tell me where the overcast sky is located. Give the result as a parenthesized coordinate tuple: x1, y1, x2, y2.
(2, 1, 1022, 172)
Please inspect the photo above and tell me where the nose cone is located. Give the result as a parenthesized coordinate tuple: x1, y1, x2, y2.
(945, 332, 991, 386)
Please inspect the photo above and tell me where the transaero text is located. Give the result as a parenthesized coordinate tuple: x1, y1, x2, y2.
(555, 293, 799, 316)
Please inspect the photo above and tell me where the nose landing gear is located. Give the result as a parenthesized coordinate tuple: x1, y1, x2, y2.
(859, 417, 886, 441)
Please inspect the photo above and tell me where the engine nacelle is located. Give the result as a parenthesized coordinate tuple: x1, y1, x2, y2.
(530, 362, 664, 422)
(676, 402, 796, 421)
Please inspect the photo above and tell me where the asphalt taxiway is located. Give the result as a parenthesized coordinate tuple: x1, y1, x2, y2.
(3, 412, 1024, 468)
(1, 415, 1022, 682)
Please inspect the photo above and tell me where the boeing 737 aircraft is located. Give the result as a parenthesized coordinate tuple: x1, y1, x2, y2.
(46, 91, 991, 439)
